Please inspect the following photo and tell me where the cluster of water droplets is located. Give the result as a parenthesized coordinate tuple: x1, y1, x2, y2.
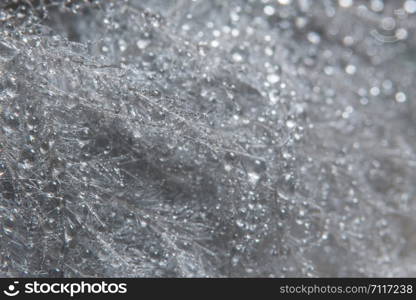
(0, 0, 415, 277)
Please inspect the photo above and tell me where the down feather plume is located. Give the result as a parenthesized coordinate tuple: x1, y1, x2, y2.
(0, 0, 415, 277)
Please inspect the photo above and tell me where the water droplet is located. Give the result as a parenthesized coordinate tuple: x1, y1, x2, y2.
(210, 40, 219, 48)
(338, 0, 353, 8)
(267, 74, 280, 84)
(343, 36, 354, 46)
(236, 219, 245, 228)
(232, 52, 243, 63)
(370, 86, 380, 96)
(248, 172, 260, 185)
(269, 90, 280, 105)
(395, 92, 407, 103)
(307, 32, 321, 44)
(370, 0, 384, 12)
(278, 0, 292, 5)
(136, 40, 150, 50)
(345, 64, 356, 75)
(395, 28, 408, 40)
(286, 120, 296, 129)
(404, 0, 416, 14)
(264, 5, 275, 16)
(231, 256, 239, 266)
(118, 39, 127, 52)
